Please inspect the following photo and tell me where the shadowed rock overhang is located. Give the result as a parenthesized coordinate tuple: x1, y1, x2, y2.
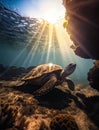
(63, 0, 99, 59)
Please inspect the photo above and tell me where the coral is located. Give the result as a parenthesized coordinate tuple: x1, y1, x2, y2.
(0, 104, 16, 129)
(39, 121, 49, 130)
(50, 114, 79, 130)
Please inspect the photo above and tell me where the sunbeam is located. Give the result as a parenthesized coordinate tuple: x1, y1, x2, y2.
(22, 21, 48, 66)
(46, 24, 53, 62)
(55, 21, 74, 63)
(0, 0, 94, 85)
(38, 35, 49, 64)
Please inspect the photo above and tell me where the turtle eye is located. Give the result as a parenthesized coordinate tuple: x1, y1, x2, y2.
(69, 63, 75, 67)
(69, 63, 73, 67)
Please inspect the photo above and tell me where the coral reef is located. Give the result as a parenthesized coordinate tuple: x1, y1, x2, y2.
(63, 0, 99, 59)
(50, 114, 79, 130)
(87, 60, 99, 91)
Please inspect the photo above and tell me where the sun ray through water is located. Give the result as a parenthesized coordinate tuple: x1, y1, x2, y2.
(46, 24, 53, 62)
(22, 21, 48, 66)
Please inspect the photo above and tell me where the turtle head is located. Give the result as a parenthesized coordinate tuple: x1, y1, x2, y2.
(61, 63, 76, 80)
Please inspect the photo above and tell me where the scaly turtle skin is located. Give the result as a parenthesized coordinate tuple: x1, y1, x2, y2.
(21, 63, 76, 96)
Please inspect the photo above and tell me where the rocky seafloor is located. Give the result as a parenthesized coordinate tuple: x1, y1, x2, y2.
(0, 65, 99, 130)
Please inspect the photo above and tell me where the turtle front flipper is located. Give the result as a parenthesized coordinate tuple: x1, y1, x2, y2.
(33, 75, 57, 96)
(65, 78, 75, 91)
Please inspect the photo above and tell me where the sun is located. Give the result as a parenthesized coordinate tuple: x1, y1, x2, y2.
(36, 0, 65, 24)
(26, 0, 65, 24)
(42, 10, 61, 24)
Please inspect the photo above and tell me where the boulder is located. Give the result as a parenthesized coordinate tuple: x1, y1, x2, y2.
(87, 60, 99, 91)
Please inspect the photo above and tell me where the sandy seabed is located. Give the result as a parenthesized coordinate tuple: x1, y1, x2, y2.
(0, 80, 99, 130)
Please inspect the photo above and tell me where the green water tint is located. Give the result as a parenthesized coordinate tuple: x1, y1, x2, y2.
(0, 28, 93, 85)
(0, 3, 93, 85)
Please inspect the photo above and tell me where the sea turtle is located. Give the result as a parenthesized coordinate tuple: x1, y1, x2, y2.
(21, 63, 76, 96)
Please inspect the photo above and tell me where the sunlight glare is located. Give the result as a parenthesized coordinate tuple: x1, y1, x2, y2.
(49, 63, 53, 67)
(42, 10, 62, 24)
(37, 0, 65, 24)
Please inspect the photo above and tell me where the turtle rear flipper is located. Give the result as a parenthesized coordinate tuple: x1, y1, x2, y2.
(33, 75, 57, 96)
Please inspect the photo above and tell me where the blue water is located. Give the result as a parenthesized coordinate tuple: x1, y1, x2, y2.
(0, 3, 93, 85)
(0, 37, 93, 85)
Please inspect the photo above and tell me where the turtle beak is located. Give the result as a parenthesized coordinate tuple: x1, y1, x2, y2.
(73, 63, 76, 69)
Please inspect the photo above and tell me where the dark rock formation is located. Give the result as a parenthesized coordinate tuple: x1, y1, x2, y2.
(0, 104, 16, 129)
(0, 64, 35, 80)
(87, 60, 99, 91)
(63, 0, 99, 59)
(0, 64, 5, 73)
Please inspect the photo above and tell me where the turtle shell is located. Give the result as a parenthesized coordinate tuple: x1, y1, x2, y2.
(22, 63, 62, 81)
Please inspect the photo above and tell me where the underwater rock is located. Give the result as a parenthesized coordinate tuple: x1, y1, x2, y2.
(87, 60, 99, 91)
(0, 104, 16, 129)
(0, 65, 35, 80)
(0, 64, 5, 73)
(63, 0, 99, 59)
